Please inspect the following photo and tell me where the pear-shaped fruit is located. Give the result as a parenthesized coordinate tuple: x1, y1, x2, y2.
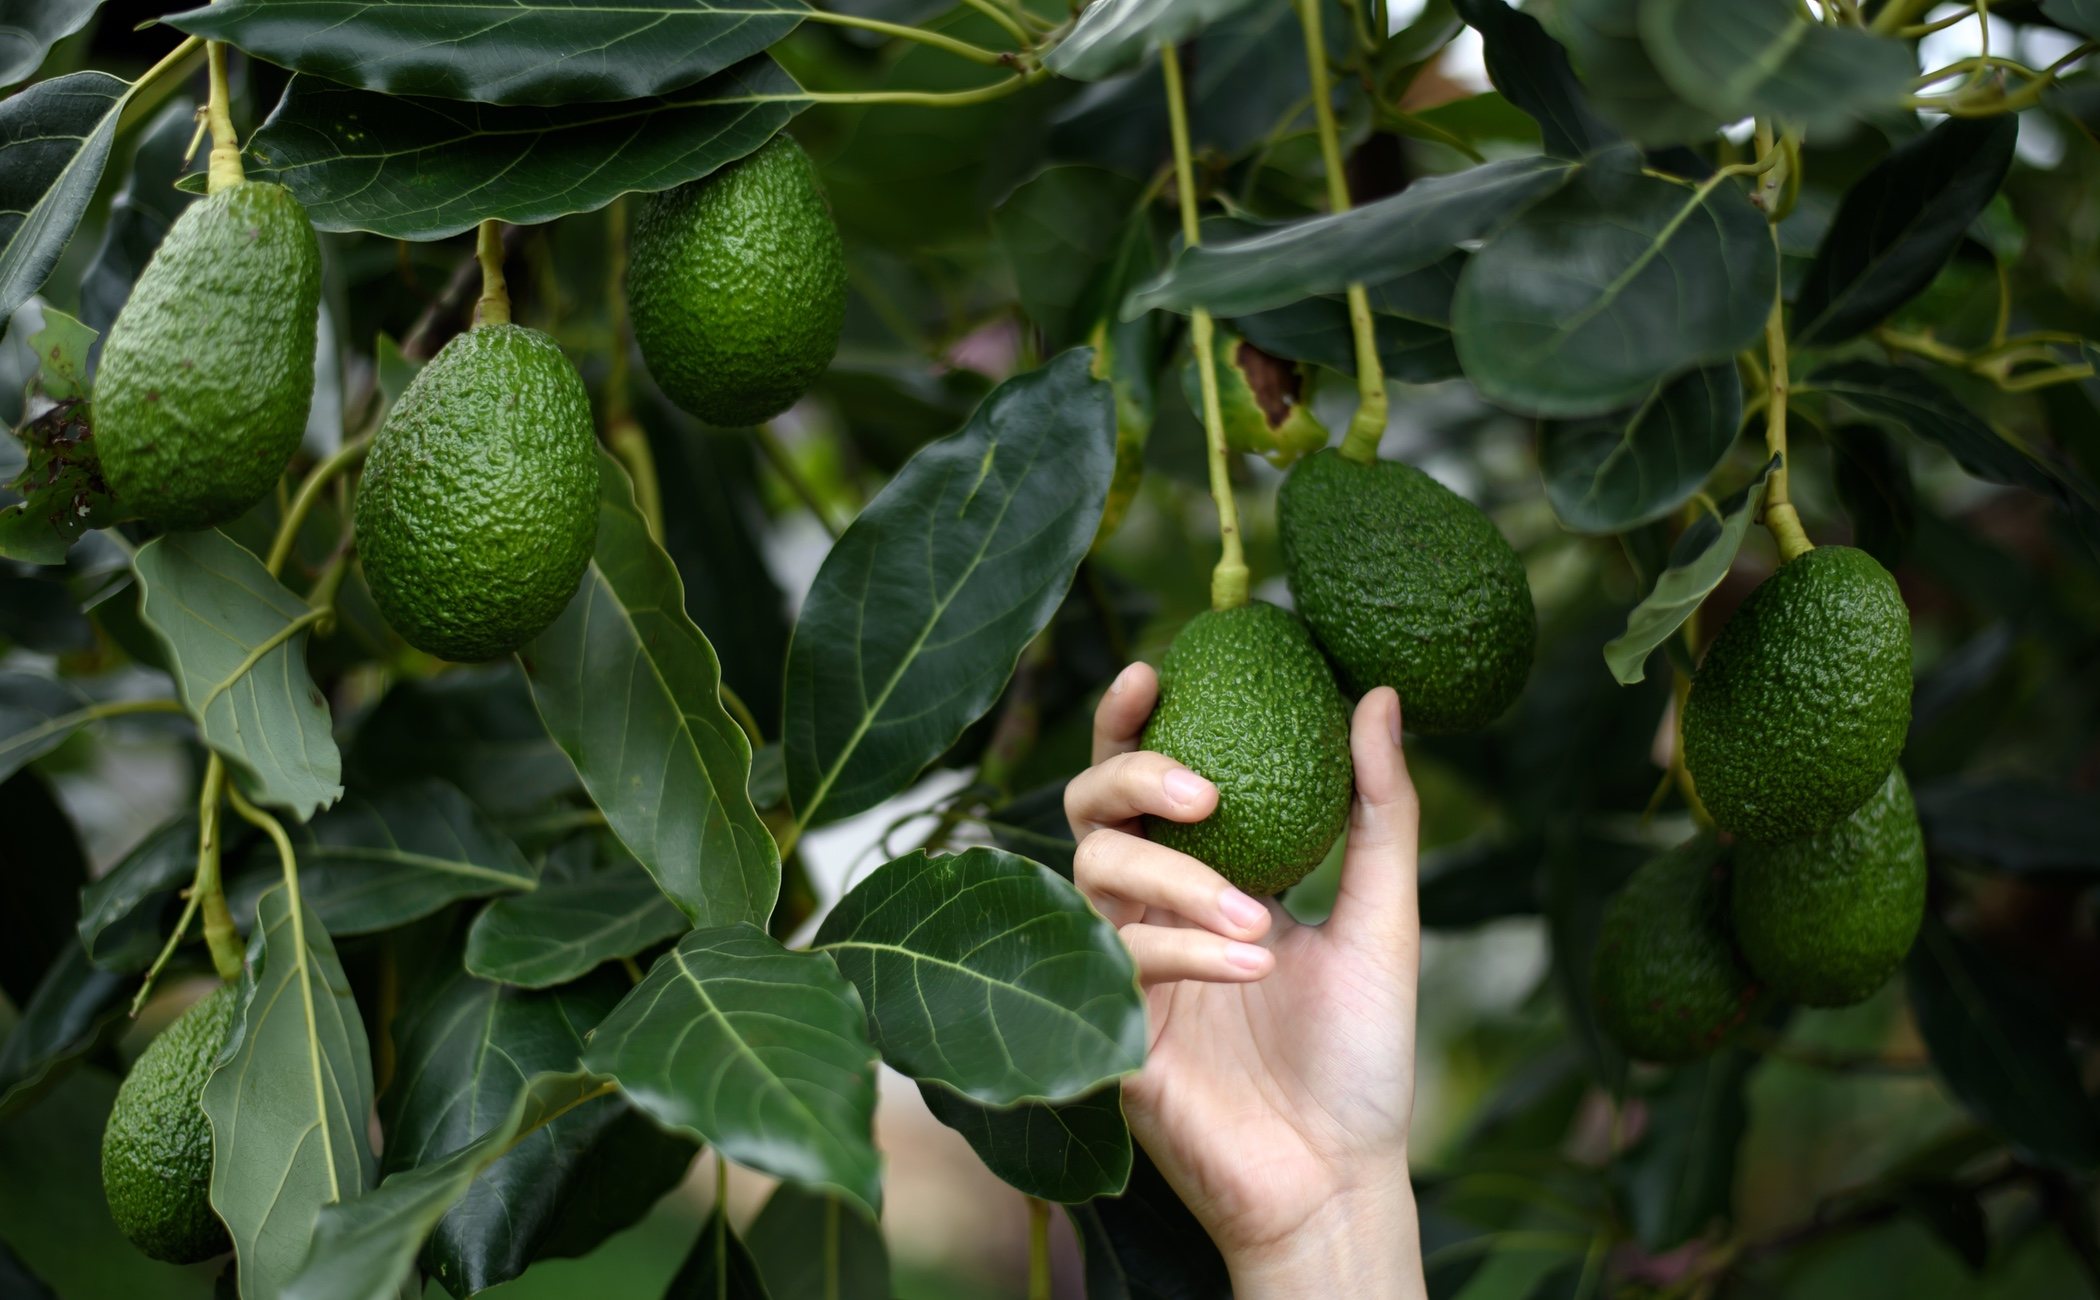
(102, 984, 237, 1263)
(1591, 837, 1759, 1064)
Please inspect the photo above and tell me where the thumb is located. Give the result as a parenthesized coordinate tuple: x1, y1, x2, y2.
(1330, 687, 1420, 946)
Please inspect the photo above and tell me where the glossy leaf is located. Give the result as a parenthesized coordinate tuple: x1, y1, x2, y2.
(582, 925, 882, 1213)
(282, 1071, 612, 1300)
(1556, 0, 1723, 145)
(666, 1209, 773, 1300)
(783, 351, 1114, 828)
(1640, 0, 1914, 134)
(77, 816, 197, 971)
(2045, 0, 2100, 40)
(1915, 779, 2100, 876)
(0, 761, 83, 1008)
(523, 449, 778, 928)
(0, 72, 126, 326)
(344, 664, 577, 822)
(1234, 295, 1460, 385)
(1907, 918, 2100, 1170)
(79, 97, 195, 340)
(1831, 423, 1916, 569)
(1451, 0, 1617, 160)
(0, 670, 90, 782)
(1602, 458, 1777, 685)
(134, 531, 343, 820)
(466, 867, 688, 989)
(1045, 0, 1267, 82)
(0, 0, 106, 88)
(1453, 147, 1774, 417)
(0, 941, 126, 1119)
(1794, 117, 2018, 347)
(1125, 157, 1571, 318)
(1613, 1048, 1755, 1249)
(169, 0, 800, 106)
(381, 965, 695, 1294)
(1539, 363, 1741, 534)
(203, 883, 379, 1300)
(920, 1081, 1132, 1203)
(247, 58, 798, 240)
(744, 1182, 889, 1300)
(812, 846, 1145, 1105)
(993, 164, 1147, 351)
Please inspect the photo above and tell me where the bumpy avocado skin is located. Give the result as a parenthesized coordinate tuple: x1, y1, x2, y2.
(1732, 767, 1925, 1006)
(354, 324, 598, 661)
(1683, 546, 1911, 842)
(94, 182, 321, 529)
(1278, 449, 1535, 734)
(626, 134, 846, 427)
(1139, 602, 1353, 897)
(102, 985, 237, 1263)
(1591, 837, 1759, 1064)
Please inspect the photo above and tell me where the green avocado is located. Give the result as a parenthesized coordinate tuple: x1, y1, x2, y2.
(354, 323, 598, 661)
(1140, 601, 1353, 897)
(1277, 449, 1535, 734)
(102, 984, 237, 1263)
(626, 134, 846, 427)
(1591, 836, 1759, 1064)
(1732, 767, 1926, 1006)
(1178, 330, 1327, 468)
(1683, 545, 1911, 842)
(93, 181, 321, 529)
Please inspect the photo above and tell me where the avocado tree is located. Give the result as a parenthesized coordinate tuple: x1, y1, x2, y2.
(2, 0, 2098, 1296)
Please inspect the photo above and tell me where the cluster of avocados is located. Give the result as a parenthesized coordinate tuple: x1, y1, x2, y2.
(1592, 544, 1925, 1063)
(1141, 442, 1536, 897)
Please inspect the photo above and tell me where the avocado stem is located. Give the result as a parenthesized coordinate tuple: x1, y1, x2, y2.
(1754, 122, 1814, 566)
(473, 219, 512, 327)
(1162, 42, 1249, 611)
(203, 42, 244, 193)
(193, 757, 244, 984)
(1295, 0, 1388, 465)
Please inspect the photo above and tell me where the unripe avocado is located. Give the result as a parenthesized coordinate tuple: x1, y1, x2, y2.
(354, 324, 598, 661)
(93, 181, 321, 529)
(1277, 449, 1535, 734)
(1140, 601, 1353, 896)
(1732, 767, 1925, 1006)
(627, 134, 846, 427)
(1683, 545, 1911, 842)
(1590, 837, 1759, 1063)
(101, 984, 237, 1263)
(1178, 330, 1327, 468)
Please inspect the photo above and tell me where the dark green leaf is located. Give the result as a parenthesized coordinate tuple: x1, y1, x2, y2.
(0, 771, 81, 1005)
(1915, 779, 2100, 875)
(203, 882, 379, 1298)
(2045, 0, 2100, 40)
(1555, 0, 1723, 145)
(1419, 835, 1544, 929)
(345, 664, 577, 823)
(77, 816, 197, 972)
(79, 97, 196, 341)
(1640, 0, 1915, 134)
(1451, 0, 1617, 160)
(993, 165, 1146, 351)
(582, 925, 882, 1214)
(523, 449, 778, 929)
(1234, 255, 1467, 384)
(382, 965, 694, 1294)
(1539, 363, 1741, 534)
(1126, 157, 1571, 319)
(0, 669, 89, 784)
(1907, 917, 2100, 1170)
(922, 1080, 1131, 1203)
(0, 941, 126, 1119)
(247, 58, 799, 240)
(169, 0, 800, 106)
(134, 530, 343, 820)
(0, 72, 126, 325)
(1045, 0, 1267, 82)
(666, 1209, 773, 1300)
(813, 846, 1145, 1104)
(1453, 148, 1774, 417)
(1794, 117, 2018, 347)
(466, 867, 687, 989)
(1830, 423, 1915, 569)
(784, 351, 1114, 828)
(1066, 1146, 1229, 1300)
(744, 1182, 889, 1300)
(1613, 1047, 1755, 1249)
(1601, 458, 1777, 685)
(0, 0, 106, 88)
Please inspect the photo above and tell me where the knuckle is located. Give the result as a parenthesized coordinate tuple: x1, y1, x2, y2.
(1073, 829, 1116, 883)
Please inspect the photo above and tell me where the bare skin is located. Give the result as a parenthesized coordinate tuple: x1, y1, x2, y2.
(1064, 664, 1428, 1298)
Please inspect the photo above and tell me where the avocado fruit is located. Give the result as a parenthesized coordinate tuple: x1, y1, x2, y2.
(1278, 449, 1535, 734)
(1732, 767, 1926, 1006)
(102, 984, 238, 1263)
(1591, 837, 1759, 1063)
(1140, 601, 1353, 896)
(354, 323, 598, 661)
(626, 134, 846, 427)
(1179, 330, 1327, 468)
(93, 181, 321, 529)
(1683, 545, 1911, 842)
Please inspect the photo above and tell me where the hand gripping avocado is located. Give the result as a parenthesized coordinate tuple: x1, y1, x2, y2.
(626, 134, 846, 427)
(1683, 545, 1911, 841)
(1140, 601, 1353, 896)
(93, 182, 321, 529)
(1732, 767, 1926, 1006)
(1278, 449, 1535, 734)
(1590, 837, 1760, 1063)
(1178, 330, 1327, 468)
(354, 324, 598, 661)
(102, 984, 238, 1263)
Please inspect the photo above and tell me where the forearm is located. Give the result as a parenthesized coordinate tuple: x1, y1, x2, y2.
(1224, 1175, 1426, 1300)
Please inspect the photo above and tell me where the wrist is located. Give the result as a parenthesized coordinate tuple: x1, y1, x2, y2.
(1223, 1171, 1424, 1300)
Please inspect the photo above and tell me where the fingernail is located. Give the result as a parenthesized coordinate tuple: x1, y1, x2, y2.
(1388, 693, 1405, 747)
(1109, 664, 1139, 696)
(1219, 888, 1266, 930)
(1225, 942, 1269, 972)
(1163, 768, 1212, 806)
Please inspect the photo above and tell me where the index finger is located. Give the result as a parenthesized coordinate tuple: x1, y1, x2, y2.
(1092, 662, 1159, 765)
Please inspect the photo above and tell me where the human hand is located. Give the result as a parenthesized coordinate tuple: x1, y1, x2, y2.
(1064, 663, 1427, 1299)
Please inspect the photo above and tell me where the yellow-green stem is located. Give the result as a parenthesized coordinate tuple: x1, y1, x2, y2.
(1162, 43, 1248, 611)
(1296, 0, 1388, 463)
(118, 38, 205, 135)
(195, 757, 243, 982)
(1869, 0, 1936, 34)
(799, 9, 1012, 65)
(720, 683, 764, 746)
(1752, 124, 1811, 565)
(204, 41, 244, 192)
(1027, 1197, 1052, 1300)
(755, 423, 842, 540)
(474, 219, 511, 326)
(266, 436, 371, 577)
